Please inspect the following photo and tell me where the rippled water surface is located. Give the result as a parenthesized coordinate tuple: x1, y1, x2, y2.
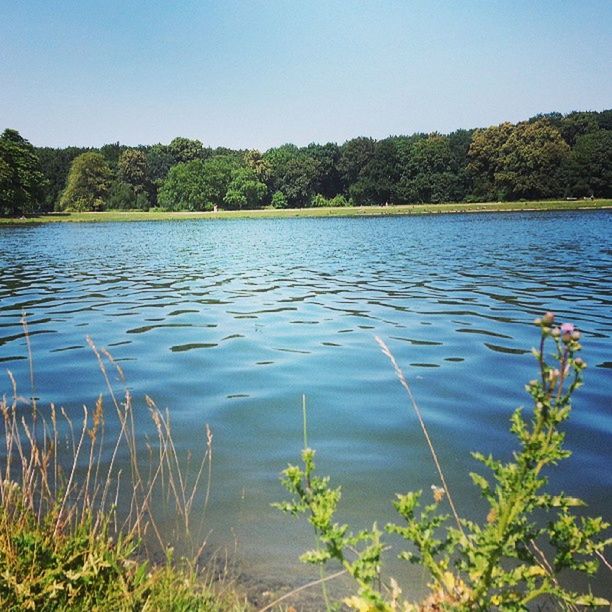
(1, 211, 610, 599)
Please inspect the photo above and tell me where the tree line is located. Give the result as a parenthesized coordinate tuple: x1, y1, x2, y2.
(1, 109, 610, 217)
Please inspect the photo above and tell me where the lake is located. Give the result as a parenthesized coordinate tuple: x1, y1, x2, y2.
(1, 211, 610, 603)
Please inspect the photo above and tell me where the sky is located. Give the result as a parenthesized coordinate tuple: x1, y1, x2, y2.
(1, 0, 610, 150)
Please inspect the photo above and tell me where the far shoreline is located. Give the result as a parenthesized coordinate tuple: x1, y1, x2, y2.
(1, 199, 610, 225)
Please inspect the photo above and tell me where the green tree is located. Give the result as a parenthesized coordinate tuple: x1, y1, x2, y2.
(566, 129, 612, 197)
(0, 129, 47, 217)
(276, 156, 319, 208)
(303, 142, 342, 199)
(264, 144, 300, 194)
(36, 146, 90, 212)
(106, 180, 149, 210)
(496, 120, 570, 200)
(244, 149, 271, 182)
(169, 137, 207, 164)
(117, 149, 151, 207)
(338, 137, 376, 193)
(157, 160, 208, 211)
(398, 134, 463, 203)
(158, 155, 240, 211)
(467, 122, 515, 201)
(99, 142, 127, 170)
(59, 152, 112, 211)
(146, 144, 175, 184)
(559, 111, 599, 146)
(264, 145, 320, 208)
(118, 150, 148, 193)
(223, 167, 267, 209)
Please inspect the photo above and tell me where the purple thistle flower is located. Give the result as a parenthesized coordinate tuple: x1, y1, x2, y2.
(560, 323, 575, 334)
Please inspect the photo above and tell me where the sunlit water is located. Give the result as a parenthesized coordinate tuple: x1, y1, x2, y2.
(1, 211, 610, 603)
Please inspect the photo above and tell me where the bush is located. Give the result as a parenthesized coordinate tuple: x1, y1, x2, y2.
(271, 190, 288, 209)
(310, 193, 350, 207)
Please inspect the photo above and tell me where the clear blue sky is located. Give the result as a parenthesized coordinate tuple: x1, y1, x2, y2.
(1, 0, 610, 150)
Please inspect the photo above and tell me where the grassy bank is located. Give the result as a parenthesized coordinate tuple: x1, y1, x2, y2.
(1, 199, 610, 224)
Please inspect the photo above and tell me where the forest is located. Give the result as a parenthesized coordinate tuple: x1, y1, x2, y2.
(1, 109, 611, 217)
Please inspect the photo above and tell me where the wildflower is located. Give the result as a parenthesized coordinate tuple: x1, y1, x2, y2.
(560, 323, 575, 334)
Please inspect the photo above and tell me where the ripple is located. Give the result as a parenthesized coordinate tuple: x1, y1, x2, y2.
(484, 343, 529, 355)
(170, 343, 217, 352)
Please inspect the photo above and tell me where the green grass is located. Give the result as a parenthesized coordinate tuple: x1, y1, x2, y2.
(2, 199, 610, 224)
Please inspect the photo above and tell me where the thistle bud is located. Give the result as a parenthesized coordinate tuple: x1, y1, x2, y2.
(552, 327, 561, 337)
(571, 330, 581, 341)
(534, 318, 542, 326)
(542, 312, 555, 325)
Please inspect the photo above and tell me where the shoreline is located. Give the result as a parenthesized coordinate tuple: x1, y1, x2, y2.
(1, 199, 610, 224)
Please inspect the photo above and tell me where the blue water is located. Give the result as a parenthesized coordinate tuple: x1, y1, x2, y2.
(0, 211, 610, 600)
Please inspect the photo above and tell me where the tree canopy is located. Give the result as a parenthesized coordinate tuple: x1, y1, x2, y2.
(59, 152, 112, 212)
(1, 107, 610, 217)
(0, 129, 47, 217)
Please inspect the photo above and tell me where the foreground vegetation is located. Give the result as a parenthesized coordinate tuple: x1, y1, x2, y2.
(1, 108, 611, 218)
(0, 332, 247, 611)
(1, 198, 610, 225)
(277, 316, 610, 610)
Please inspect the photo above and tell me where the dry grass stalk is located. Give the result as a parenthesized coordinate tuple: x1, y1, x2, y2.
(375, 336, 464, 536)
(0, 332, 214, 570)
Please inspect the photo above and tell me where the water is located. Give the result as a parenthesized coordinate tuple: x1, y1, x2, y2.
(1, 211, 610, 602)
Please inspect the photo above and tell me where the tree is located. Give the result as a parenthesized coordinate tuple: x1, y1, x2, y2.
(264, 145, 319, 207)
(0, 129, 47, 217)
(559, 111, 599, 146)
(303, 143, 342, 198)
(157, 160, 208, 211)
(106, 180, 149, 210)
(223, 168, 267, 209)
(495, 120, 570, 200)
(158, 155, 240, 211)
(275, 156, 319, 208)
(349, 138, 400, 205)
(566, 129, 612, 197)
(338, 137, 376, 193)
(169, 137, 207, 164)
(397, 134, 463, 203)
(59, 152, 112, 211)
(271, 190, 288, 209)
(117, 149, 151, 207)
(264, 144, 300, 194)
(118, 150, 148, 192)
(146, 144, 175, 184)
(99, 142, 127, 169)
(244, 149, 271, 182)
(467, 122, 516, 201)
(36, 146, 89, 212)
